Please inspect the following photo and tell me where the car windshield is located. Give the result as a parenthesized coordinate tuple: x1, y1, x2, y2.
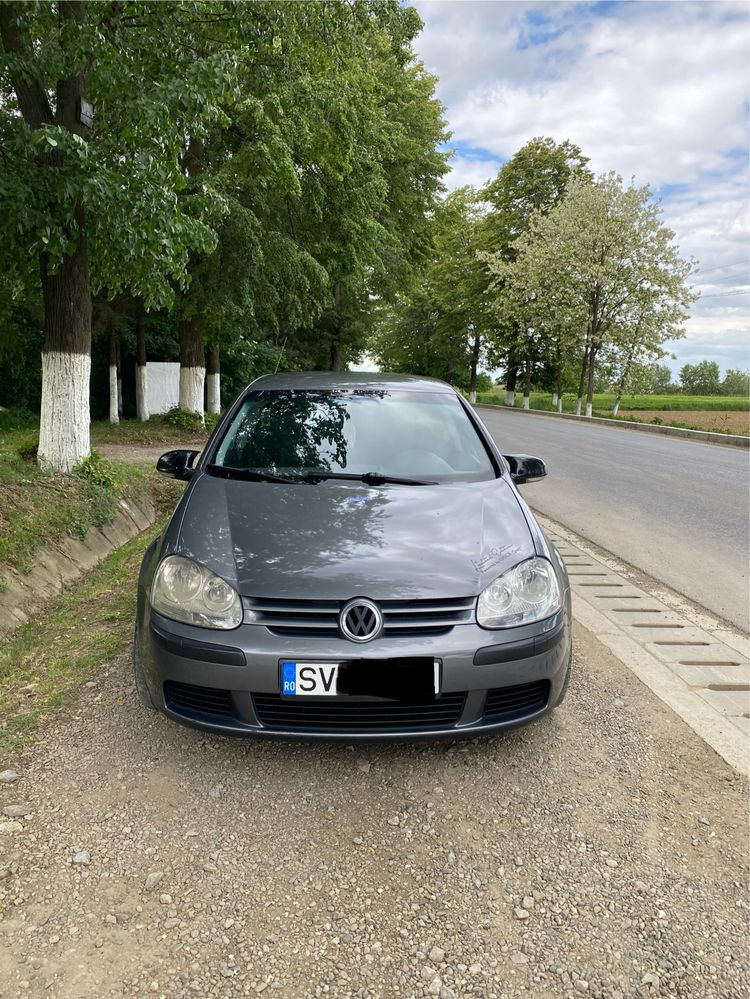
(212, 389, 496, 483)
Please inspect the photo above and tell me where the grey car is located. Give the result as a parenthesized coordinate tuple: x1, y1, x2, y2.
(134, 372, 572, 740)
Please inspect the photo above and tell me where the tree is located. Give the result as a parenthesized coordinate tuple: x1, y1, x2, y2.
(680, 361, 721, 395)
(720, 368, 750, 397)
(485, 173, 695, 417)
(0, 2, 239, 469)
(477, 137, 590, 405)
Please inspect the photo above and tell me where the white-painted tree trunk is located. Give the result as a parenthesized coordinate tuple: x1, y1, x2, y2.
(109, 364, 119, 424)
(207, 372, 221, 415)
(38, 352, 91, 473)
(557, 397, 563, 413)
(504, 389, 515, 407)
(575, 397, 582, 416)
(613, 397, 621, 416)
(468, 388, 477, 404)
(179, 366, 205, 419)
(521, 395, 530, 410)
(585, 401, 593, 417)
(136, 365, 149, 422)
(551, 392, 558, 407)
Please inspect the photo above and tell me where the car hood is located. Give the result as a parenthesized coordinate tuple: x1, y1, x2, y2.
(176, 472, 534, 600)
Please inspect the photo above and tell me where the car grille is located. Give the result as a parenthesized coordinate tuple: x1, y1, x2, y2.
(484, 680, 549, 720)
(253, 692, 467, 732)
(164, 680, 235, 721)
(243, 595, 476, 638)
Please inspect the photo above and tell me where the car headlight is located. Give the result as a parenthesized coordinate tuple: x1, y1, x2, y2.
(150, 555, 242, 630)
(477, 556, 561, 629)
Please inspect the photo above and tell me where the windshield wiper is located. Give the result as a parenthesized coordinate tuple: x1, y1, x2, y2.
(295, 471, 438, 486)
(207, 464, 301, 484)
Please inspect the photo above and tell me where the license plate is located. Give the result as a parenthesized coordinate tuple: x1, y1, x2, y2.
(281, 661, 339, 697)
(280, 659, 441, 698)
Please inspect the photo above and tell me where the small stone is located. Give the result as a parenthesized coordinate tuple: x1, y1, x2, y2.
(105, 914, 117, 925)
(208, 784, 223, 798)
(429, 946, 445, 964)
(72, 850, 90, 866)
(2, 805, 29, 818)
(440, 987, 457, 999)
(357, 759, 371, 773)
(514, 907, 530, 920)
(353, 836, 364, 845)
(468, 964, 482, 975)
(49, 934, 60, 945)
(574, 981, 589, 993)
(255, 984, 268, 994)
(387, 816, 400, 827)
(641, 972, 660, 987)
(159, 893, 172, 905)
(513, 856, 523, 867)
(0, 770, 19, 783)
(614, 698, 625, 707)
(0, 821, 22, 834)
(421, 965, 437, 981)
(220, 964, 234, 978)
(510, 952, 528, 965)
(428, 977, 442, 996)
(521, 896, 534, 910)
(145, 872, 164, 890)
(164, 918, 179, 929)
(605, 858, 618, 868)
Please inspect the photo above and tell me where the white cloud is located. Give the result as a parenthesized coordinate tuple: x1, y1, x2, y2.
(414, 0, 750, 372)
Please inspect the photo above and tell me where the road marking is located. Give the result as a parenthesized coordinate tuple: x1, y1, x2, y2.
(540, 516, 749, 773)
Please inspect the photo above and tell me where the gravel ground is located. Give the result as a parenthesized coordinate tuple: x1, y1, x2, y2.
(0, 623, 747, 999)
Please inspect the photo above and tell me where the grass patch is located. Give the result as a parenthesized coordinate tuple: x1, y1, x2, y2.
(0, 447, 151, 573)
(90, 413, 211, 447)
(0, 528, 161, 760)
(475, 390, 749, 413)
(0, 410, 189, 573)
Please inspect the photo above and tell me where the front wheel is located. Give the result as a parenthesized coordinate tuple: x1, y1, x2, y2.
(132, 625, 157, 711)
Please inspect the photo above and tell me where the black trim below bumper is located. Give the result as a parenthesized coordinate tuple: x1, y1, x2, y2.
(151, 624, 246, 667)
(473, 620, 565, 666)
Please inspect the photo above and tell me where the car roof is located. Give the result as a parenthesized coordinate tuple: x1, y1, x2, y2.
(247, 372, 457, 394)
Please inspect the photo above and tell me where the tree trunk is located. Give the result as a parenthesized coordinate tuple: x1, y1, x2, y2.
(37, 207, 92, 473)
(108, 326, 119, 425)
(505, 347, 517, 406)
(522, 350, 533, 409)
(585, 344, 598, 418)
(207, 343, 221, 415)
(329, 282, 343, 372)
(553, 342, 562, 411)
(575, 341, 589, 417)
(468, 328, 480, 404)
(178, 315, 205, 418)
(116, 335, 123, 418)
(613, 394, 621, 417)
(135, 300, 148, 422)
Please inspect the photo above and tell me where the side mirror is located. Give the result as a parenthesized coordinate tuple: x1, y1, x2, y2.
(157, 449, 199, 480)
(504, 454, 547, 485)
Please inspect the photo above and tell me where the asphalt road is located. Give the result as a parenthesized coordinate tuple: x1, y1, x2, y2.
(477, 407, 750, 632)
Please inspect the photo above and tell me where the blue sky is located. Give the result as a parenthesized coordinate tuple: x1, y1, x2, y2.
(412, 0, 750, 377)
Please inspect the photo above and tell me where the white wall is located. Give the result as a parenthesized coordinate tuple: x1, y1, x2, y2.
(146, 362, 180, 416)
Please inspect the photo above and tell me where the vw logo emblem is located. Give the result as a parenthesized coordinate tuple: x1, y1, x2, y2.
(339, 598, 383, 643)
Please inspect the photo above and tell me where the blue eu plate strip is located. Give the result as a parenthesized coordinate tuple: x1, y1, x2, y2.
(281, 661, 296, 696)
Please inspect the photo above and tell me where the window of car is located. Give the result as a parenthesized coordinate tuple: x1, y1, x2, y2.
(212, 389, 497, 483)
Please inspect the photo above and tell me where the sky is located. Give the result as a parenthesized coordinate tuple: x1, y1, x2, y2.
(411, 0, 750, 378)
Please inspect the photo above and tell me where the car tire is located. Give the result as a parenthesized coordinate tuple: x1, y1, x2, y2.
(132, 626, 157, 711)
(552, 644, 573, 708)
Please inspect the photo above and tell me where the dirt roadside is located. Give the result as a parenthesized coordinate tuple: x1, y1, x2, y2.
(0, 623, 746, 999)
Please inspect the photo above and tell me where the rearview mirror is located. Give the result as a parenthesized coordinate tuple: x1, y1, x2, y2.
(157, 449, 199, 481)
(504, 454, 547, 484)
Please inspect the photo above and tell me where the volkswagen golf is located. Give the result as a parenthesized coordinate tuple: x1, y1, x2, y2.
(133, 372, 572, 739)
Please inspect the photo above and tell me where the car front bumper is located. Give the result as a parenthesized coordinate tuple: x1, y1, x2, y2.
(137, 605, 571, 741)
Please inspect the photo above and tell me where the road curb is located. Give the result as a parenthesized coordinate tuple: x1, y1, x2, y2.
(542, 521, 749, 773)
(473, 403, 749, 448)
